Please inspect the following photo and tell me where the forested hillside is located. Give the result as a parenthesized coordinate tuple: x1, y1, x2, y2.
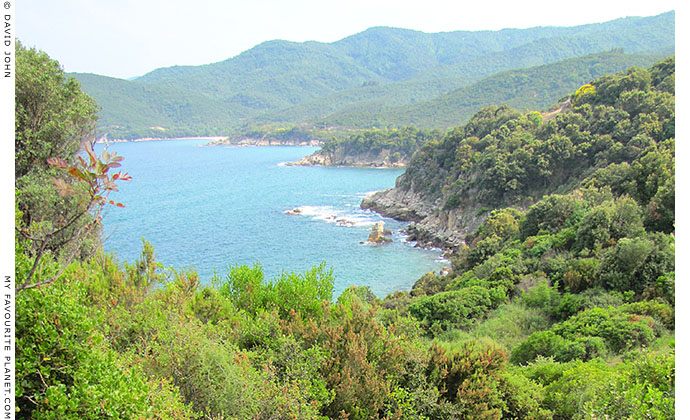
(290, 127, 441, 167)
(364, 57, 674, 246)
(319, 50, 668, 129)
(71, 73, 236, 139)
(279, 50, 667, 170)
(15, 42, 674, 420)
(70, 11, 674, 139)
(360, 57, 676, 419)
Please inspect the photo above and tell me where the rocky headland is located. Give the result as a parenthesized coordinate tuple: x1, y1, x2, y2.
(288, 147, 407, 168)
(361, 188, 486, 251)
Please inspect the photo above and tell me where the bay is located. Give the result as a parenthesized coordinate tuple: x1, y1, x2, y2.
(98, 138, 446, 298)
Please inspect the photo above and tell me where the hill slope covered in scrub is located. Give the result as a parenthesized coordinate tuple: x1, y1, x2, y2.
(363, 57, 675, 250)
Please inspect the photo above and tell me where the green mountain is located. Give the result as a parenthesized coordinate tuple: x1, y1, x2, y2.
(317, 50, 670, 129)
(72, 73, 237, 139)
(249, 50, 667, 163)
(69, 11, 675, 139)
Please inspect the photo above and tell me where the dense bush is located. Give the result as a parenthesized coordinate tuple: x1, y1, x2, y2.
(522, 350, 675, 420)
(510, 302, 670, 365)
(425, 342, 551, 419)
(219, 262, 334, 319)
(15, 274, 193, 420)
(409, 286, 502, 334)
(584, 351, 675, 419)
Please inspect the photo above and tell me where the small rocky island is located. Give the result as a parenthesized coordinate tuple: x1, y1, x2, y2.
(365, 221, 393, 245)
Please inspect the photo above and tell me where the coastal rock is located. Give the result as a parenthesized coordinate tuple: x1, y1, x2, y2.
(361, 188, 485, 250)
(367, 221, 393, 244)
(287, 152, 333, 166)
(336, 218, 355, 227)
(288, 147, 407, 168)
(361, 189, 429, 222)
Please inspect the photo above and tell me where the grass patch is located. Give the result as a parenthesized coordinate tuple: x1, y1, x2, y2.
(433, 301, 551, 353)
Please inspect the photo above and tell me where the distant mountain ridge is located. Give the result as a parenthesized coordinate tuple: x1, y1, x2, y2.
(316, 50, 669, 129)
(69, 11, 675, 139)
(266, 50, 666, 171)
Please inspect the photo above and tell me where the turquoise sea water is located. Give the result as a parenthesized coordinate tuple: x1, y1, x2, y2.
(98, 138, 446, 298)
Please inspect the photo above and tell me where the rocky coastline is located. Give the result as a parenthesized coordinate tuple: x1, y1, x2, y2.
(207, 137, 323, 147)
(361, 188, 486, 252)
(288, 148, 407, 168)
(97, 136, 229, 144)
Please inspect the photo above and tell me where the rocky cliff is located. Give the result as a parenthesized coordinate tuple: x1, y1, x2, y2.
(290, 147, 407, 168)
(361, 188, 485, 250)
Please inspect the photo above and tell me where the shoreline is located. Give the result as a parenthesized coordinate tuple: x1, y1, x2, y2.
(287, 161, 407, 169)
(207, 137, 323, 147)
(360, 189, 468, 254)
(96, 136, 229, 144)
(286, 149, 408, 169)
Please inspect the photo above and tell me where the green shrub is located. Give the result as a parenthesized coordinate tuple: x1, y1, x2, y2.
(584, 351, 675, 419)
(554, 293, 585, 320)
(542, 358, 612, 419)
(286, 302, 407, 420)
(561, 257, 599, 292)
(520, 279, 562, 318)
(410, 272, 452, 297)
(220, 263, 334, 319)
(427, 342, 551, 419)
(511, 302, 666, 365)
(553, 307, 657, 353)
(409, 286, 496, 333)
(16, 276, 194, 419)
(521, 194, 582, 239)
(597, 233, 674, 295)
(466, 235, 504, 267)
(619, 299, 674, 330)
(510, 331, 571, 365)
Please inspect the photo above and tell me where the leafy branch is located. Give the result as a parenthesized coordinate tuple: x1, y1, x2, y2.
(16, 142, 131, 292)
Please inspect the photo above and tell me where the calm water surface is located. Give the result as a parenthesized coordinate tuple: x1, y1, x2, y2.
(98, 138, 446, 297)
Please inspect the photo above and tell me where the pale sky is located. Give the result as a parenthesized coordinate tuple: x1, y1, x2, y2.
(18, 0, 679, 79)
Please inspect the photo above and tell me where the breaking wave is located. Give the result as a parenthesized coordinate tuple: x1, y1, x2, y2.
(285, 205, 378, 227)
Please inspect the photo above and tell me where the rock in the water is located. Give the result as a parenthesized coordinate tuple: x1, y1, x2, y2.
(361, 188, 480, 250)
(367, 221, 393, 244)
(336, 218, 355, 227)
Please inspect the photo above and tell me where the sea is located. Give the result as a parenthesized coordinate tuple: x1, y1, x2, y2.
(97, 138, 447, 298)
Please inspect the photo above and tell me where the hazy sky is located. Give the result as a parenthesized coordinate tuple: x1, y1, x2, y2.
(18, 1, 678, 79)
